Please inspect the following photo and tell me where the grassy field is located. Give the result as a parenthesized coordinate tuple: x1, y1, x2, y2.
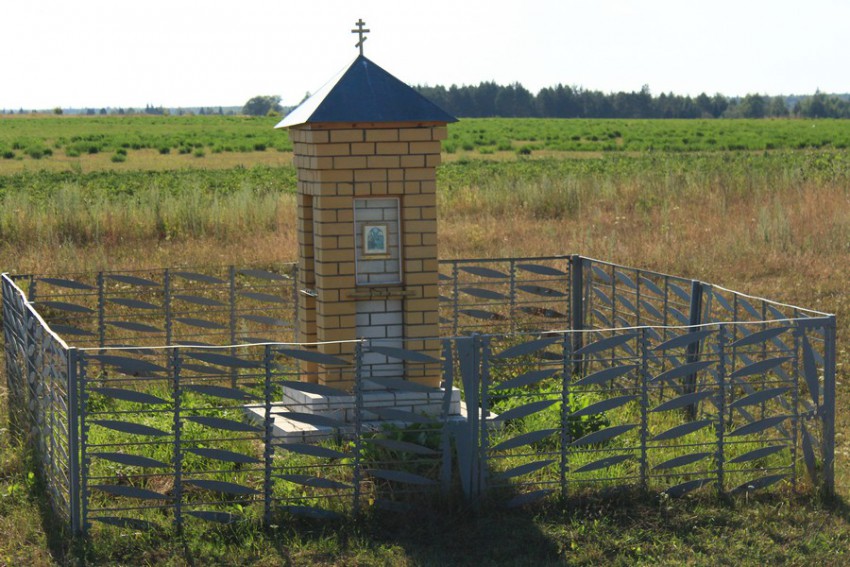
(2, 115, 850, 565)
(3, 114, 850, 171)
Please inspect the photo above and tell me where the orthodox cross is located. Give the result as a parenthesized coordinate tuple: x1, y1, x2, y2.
(351, 19, 370, 56)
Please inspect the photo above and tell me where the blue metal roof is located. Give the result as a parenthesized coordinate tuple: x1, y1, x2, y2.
(276, 55, 457, 128)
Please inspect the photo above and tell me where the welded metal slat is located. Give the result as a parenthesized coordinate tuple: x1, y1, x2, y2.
(494, 336, 559, 359)
(573, 454, 631, 474)
(517, 284, 566, 298)
(240, 291, 287, 304)
(459, 266, 509, 279)
(727, 445, 786, 464)
(653, 452, 712, 471)
(36, 301, 94, 314)
(491, 399, 558, 423)
(183, 384, 254, 401)
(499, 460, 555, 480)
(571, 424, 637, 447)
(91, 387, 168, 405)
(90, 419, 169, 437)
(574, 333, 637, 357)
(460, 287, 510, 301)
(277, 348, 347, 366)
(92, 485, 169, 500)
(651, 419, 713, 442)
(459, 308, 505, 321)
(186, 415, 262, 433)
(184, 479, 258, 496)
(105, 320, 163, 334)
(90, 452, 170, 468)
(490, 428, 559, 452)
(493, 368, 559, 391)
(517, 263, 567, 277)
(107, 298, 160, 310)
(278, 443, 346, 460)
(186, 448, 261, 464)
(276, 474, 351, 490)
(572, 395, 638, 418)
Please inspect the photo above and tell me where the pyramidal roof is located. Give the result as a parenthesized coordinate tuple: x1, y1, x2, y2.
(275, 55, 457, 128)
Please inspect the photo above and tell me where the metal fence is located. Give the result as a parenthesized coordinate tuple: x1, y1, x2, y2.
(1, 256, 836, 536)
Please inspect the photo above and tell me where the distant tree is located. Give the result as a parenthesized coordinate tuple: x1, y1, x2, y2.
(53, 107, 63, 115)
(242, 95, 282, 116)
(695, 93, 713, 117)
(85, 108, 96, 115)
(99, 108, 107, 115)
(767, 96, 789, 117)
(794, 91, 850, 118)
(738, 94, 766, 118)
(495, 83, 535, 117)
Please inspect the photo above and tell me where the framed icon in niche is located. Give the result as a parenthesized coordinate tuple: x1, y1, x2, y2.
(362, 223, 389, 257)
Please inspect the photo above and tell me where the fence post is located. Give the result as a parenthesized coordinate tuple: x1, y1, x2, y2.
(560, 331, 572, 502)
(569, 255, 584, 375)
(439, 339, 455, 495)
(823, 315, 836, 497)
(638, 328, 649, 491)
(262, 345, 273, 528)
(715, 325, 727, 495)
(685, 280, 704, 420)
(454, 335, 479, 501)
(352, 341, 364, 516)
(478, 336, 491, 496)
(67, 347, 82, 535)
(171, 348, 183, 533)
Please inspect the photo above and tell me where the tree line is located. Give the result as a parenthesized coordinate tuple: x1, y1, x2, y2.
(414, 83, 850, 119)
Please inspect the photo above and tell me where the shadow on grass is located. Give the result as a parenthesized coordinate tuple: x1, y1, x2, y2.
(22, 479, 850, 566)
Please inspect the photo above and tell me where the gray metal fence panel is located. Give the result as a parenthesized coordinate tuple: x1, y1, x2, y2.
(1, 255, 837, 536)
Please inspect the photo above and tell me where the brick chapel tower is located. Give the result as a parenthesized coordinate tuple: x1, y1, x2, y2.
(275, 30, 456, 390)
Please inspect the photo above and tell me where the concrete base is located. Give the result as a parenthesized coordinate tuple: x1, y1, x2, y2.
(245, 382, 468, 444)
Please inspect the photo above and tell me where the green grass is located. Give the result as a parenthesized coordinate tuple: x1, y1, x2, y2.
(447, 118, 850, 154)
(0, 115, 290, 160)
(3, 116, 850, 168)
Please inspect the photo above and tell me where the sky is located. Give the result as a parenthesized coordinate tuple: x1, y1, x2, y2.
(2, 0, 848, 110)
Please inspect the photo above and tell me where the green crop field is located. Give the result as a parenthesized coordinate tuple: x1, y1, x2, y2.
(2, 114, 850, 565)
(3, 115, 850, 169)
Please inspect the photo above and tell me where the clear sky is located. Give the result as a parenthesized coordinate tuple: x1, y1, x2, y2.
(2, 0, 847, 110)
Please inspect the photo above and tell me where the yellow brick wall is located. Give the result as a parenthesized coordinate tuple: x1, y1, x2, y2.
(289, 122, 445, 389)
